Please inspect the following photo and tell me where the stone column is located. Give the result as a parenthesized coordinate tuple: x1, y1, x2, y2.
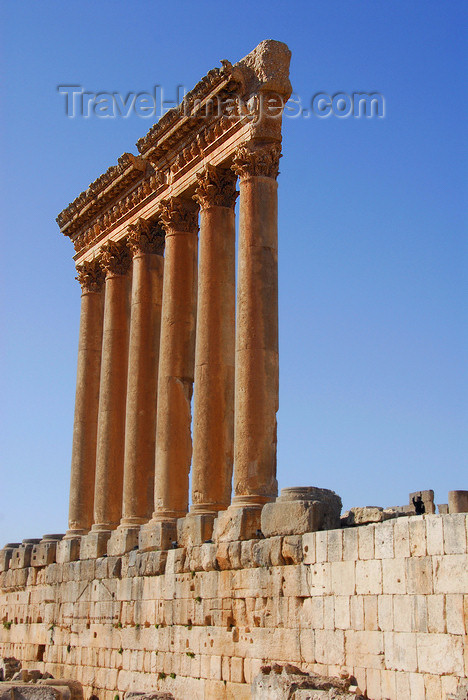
(108, 220, 165, 555)
(66, 261, 105, 537)
(178, 167, 237, 547)
(81, 240, 131, 559)
(140, 198, 199, 551)
(213, 142, 281, 542)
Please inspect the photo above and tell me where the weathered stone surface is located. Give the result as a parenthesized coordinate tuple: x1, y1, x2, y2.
(251, 664, 362, 699)
(0, 688, 61, 700)
(0, 657, 21, 681)
(55, 537, 81, 564)
(448, 490, 468, 513)
(124, 694, 174, 700)
(342, 507, 396, 526)
(409, 489, 435, 515)
(261, 500, 325, 537)
(138, 521, 177, 553)
(213, 506, 262, 542)
(177, 514, 216, 548)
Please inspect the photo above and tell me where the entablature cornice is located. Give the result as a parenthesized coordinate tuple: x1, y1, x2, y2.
(58, 40, 292, 262)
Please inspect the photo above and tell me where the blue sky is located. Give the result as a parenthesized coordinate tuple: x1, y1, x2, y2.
(1, 0, 466, 545)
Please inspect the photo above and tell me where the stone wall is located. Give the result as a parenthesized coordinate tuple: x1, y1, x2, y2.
(1, 514, 467, 700)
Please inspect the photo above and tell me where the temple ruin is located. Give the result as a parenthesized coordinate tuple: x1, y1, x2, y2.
(1, 41, 467, 700)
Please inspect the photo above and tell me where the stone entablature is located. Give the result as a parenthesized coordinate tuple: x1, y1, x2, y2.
(1, 515, 467, 700)
(57, 41, 292, 262)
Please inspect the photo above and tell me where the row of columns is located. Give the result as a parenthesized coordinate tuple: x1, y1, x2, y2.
(66, 142, 282, 550)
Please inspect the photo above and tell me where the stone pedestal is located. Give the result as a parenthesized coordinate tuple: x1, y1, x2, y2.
(147, 198, 198, 527)
(67, 261, 105, 536)
(80, 530, 111, 559)
(56, 537, 81, 563)
(138, 521, 177, 553)
(410, 489, 435, 515)
(31, 534, 63, 567)
(92, 241, 131, 533)
(10, 539, 40, 569)
(231, 144, 282, 509)
(448, 490, 468, 513)
(177, 513, 217, 547)
(107, 525, 140, 556)
(212, 505, 262, 542)
(191, 167, 237, 516)
(0, 544, 20, 573)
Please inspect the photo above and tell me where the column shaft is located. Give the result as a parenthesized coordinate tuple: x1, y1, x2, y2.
(232, 144, 281, 506)
(152, 199, 199, 521)
(67, 262, 104, 535)
(191, 168, 237, 514)
(93, 241, 131, 531)
(121, 223, 164, 525)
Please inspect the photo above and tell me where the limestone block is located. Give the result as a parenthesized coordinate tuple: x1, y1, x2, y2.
(138, 522, 177, 553)
(433, 554, 468, 594)
(357, 525, 375, 560)
(0, 687, 61, 700)
(177, 514, 216, 548)
(330, 560, 355, 595)
(252, 540, 275, 568)
(342, 528, 358, 561)
(345, 630, 384, 669)
(416, 632, 464, 674)
(260, 500, 326, 538)
(350, 596, 364, 630)
(10, 541, 40, 569)
(165, 548, 186, 575)
(315, 531, 328, 563)
(305, 562, 331, 597)
(374, 520, 394, 559)
(408, 517, 426, 556)
(382, 558, 406, 594)
(443, 513, 467, 554)
(393, 517, 410, 558)
(406, 557, 432, 594)
(425, 515, 444, 555)
(55, 538, 81, 564)
(302, 532, 316, 565)
(79, 531, 111, 559)
(216, 542, 230, 571)
(39, 680, 83, 700)
(0, 544, 20, 573)
(448, 490, 468, 513)
(355, 560, 382, 595)
(314, 629, 345, 666)
(213, 506, 262, 542)
(240, 540, 261, 569)
(438, 503, 449, 514)
(445, 593, 465, 634)
(281, 536, 303, 564)
(334, 596, 350, 630)
(378, 595, 393, 631)
(427, 594, 446, 633)
(341, 506, 395, 526)
(200, 543, 218, 572)
(107, 527, 140, 556)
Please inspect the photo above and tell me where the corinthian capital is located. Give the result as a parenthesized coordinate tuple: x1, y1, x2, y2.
(100, 239, 131, 276)
(127, 218, 165, 256)
(193, 165, 239, 210)
(75, 259, 105, 293)
(232, 142, 282, 180)
(157, 198, 199, 234)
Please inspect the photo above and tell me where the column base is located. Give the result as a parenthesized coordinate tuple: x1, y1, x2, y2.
(212, 505, 263, 543)
(56, 536, 82, 563)
(177, 513, 217, 547)
(138, 520, 177, 552)
(80, 530, 112, 559)
(107, 525, 141, 556)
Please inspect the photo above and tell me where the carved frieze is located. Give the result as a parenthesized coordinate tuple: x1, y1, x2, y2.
(127, 218, 165, 256)
(232, 142, 282, 180)
(100, 240, 131, 276)
(75, 259, 105, 293)
(194, 165, 238, 209)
